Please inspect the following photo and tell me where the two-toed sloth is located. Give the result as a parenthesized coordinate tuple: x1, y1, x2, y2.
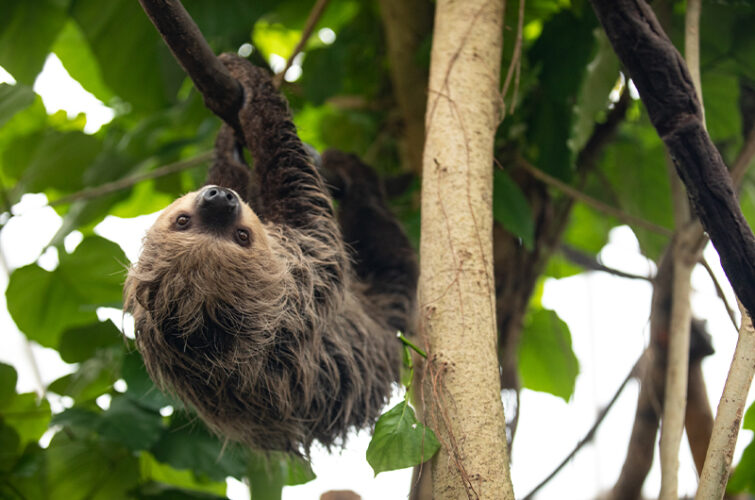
(124, 54, 418, 453)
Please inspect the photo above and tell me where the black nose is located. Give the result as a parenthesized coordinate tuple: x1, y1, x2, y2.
(197, 186, 239, 229)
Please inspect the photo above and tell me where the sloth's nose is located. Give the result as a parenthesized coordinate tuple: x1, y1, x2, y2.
(197, 186, 239, 228)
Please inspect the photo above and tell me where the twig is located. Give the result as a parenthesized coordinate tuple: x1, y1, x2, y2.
(272, 0, 331, 89)
(523, 355, 641, 500)
(559, 244, 653, 281)
(48, 152, 213, 207)
(515, 156, 673, 237)
(695, 302, 755, 500)
(501, 0, 525, 115)
(137, 0, 243, 130)
(699, 257, 739, 331)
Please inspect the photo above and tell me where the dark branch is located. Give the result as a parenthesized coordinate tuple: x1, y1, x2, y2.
(273, 0, 331, 89)
(560, 244, 653, 281)
(138, 0, 243, 131)
(590, 0, 755, 320)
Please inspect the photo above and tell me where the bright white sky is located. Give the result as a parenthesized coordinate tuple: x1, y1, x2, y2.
(0, 55, 752, 499)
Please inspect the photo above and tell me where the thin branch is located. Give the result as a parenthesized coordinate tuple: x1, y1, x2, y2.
(515, 156, 673, 237)
(501, 0, 525, 115)
(559, 244, 653, 281)
(48, 152, 213, 207)
(695, 303, 755, 500)
(523, 354, 641, 500)
(272, 0, 330, 89)
(699, 257, 739, 331)
(659, 3, 705, 495)
(138, 0, 243, 130)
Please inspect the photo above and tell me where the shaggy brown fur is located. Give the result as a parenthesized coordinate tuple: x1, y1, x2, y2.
(124, 54, 417, 454)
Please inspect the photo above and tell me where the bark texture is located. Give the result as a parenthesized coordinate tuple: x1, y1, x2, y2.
(419, 0, 512, 497)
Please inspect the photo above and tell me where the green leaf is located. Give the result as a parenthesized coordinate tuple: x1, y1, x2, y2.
(5, 128, 102, 195)
(121, 350, 177, 412)
(52, 20, 114, 104)
(58, 320, 123, 363)
(526, 10, 597, 180)
(48, 348, 120, 401)
(45, 431, 140, 500)
(570, 29, 620, 155)
(493, 169, 535, 249)
(743, 400, 755, 431)
(2, 393, 52, 446)
(285, 455, 316, 486)
(728, 434, 755, 494)
(366, 400, 440, 476)
(6, 236, 126, 347)
(0, 83, 35, 129)
(139, 452, 227, 497)
(0, 362, 18, 409)
(0, 421, 21, 471)
(97, 396, 164, 451)
(0, 0, 68, 84)
(701, 72, 741, 145)
(150, 411, 247, 482)
(70, 0, 185, 113)
(519, 308, 579, 401)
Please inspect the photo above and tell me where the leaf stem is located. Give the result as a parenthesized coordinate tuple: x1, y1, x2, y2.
(398, 332, 427, 359)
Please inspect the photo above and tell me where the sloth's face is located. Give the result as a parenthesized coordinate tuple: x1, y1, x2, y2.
(152, 185, 266, 250)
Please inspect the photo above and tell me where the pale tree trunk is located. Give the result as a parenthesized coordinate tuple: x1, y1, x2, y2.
(419, 0, 514, 498)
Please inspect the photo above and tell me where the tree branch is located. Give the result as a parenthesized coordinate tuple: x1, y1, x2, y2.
(523, 354, 641, 500)
(272, 0, 331, 89)
(48, 152, 213, 207)
(559, 244, 653, 281)
(696, 303, 755, 499)
(137, 0, 243, 130)
(590, 0, 755, 321)
(515, 156, 673, 237)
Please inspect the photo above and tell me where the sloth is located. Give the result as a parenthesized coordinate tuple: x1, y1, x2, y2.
(123, 53, 418, 454)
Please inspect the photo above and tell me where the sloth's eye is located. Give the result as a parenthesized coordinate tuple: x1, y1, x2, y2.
(175, 214, 190, 228)
(236, 229, 250, 246)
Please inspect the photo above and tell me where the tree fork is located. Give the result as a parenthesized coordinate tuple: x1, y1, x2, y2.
(419, 0, 513, 497)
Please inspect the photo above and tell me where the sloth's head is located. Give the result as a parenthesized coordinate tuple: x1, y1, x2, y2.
(124, 185, 286, 364)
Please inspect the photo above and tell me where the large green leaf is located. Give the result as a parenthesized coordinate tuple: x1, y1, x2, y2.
(45, 431, 140, 500)
(366, 400, 440, 476)
(728, 401, 755, 494)
(526, 10, 597, 181)
(5, 128, 102, 195)
(570, 29, 620, 155)
(70, 0, 185, 114)
(52, 21, 114, 105)
(0, 83, 35, 128)
(97, 396, 165, 451)
(0, 0, 68, 84)
(58, 320, 122, 363)
(1, 393, 51, 447)
(150, 411, 247, 482)
(0, 421, 21, 471)
(493, 169, 535, 249)
(121, 350, 177, 412)
(0, 363, 17, 409)
(48, 348, 121, 401)
(6, 235, 127, 347)
(519, 307, 579, 401)
(139, 452, 227, 497)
